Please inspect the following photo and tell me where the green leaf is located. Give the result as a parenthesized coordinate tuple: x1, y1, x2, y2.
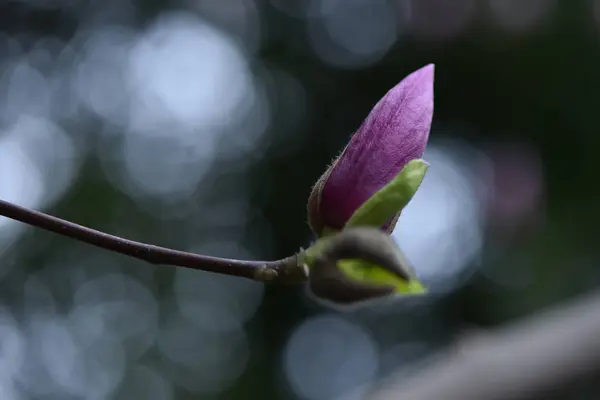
(345, 159, 429, 229)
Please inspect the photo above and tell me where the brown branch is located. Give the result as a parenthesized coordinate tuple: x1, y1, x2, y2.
(0, 200, 418, 298)
(0, 199, 303, 283)
(368, 289, 600, 400)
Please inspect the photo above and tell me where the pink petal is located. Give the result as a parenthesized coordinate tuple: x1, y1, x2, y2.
(318, 64, 434, 230)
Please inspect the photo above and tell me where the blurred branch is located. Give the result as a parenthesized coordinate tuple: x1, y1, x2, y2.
(369, 289, 600, 400)
(0, 199, 302, 282)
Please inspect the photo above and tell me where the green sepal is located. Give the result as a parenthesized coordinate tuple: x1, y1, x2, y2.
(337, 259, 427, 296)
(301, 236, 332, 266)
(301, 236, 428, 297)
(344, 159, 429, 229)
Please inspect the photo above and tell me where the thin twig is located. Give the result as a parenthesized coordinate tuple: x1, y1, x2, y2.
(0, 199, 300, 282)
(0, 200, 418, 297)
(368, 289, 600, 400)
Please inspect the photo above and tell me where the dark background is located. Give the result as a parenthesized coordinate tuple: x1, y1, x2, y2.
(0, 0, 598, 399)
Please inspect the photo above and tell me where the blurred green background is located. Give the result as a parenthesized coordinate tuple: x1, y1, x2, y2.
(0, 0, 598, 399)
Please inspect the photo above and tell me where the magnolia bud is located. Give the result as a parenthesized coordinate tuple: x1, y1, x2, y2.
(308, 65, 434, 236)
